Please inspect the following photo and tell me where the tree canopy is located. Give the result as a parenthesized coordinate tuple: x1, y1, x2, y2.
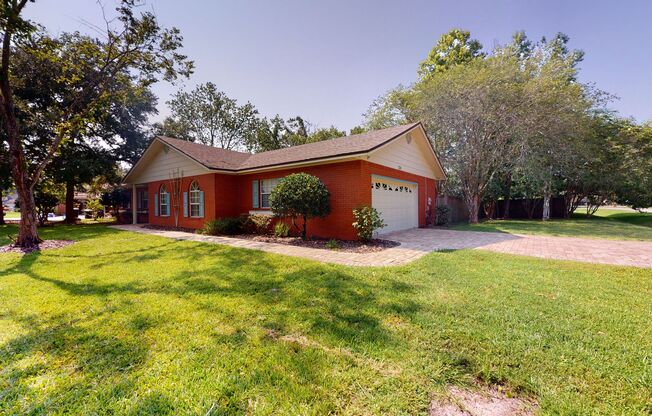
(0, 0, 193, 246)
(418, 29, 484, 79)
(363, 28, 638, 223)
(163, 82, 258, 150)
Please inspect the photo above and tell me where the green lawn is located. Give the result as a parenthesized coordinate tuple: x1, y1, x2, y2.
(453, 208, 652, 241)
(1, 225, 651, 415)
(2, 211, 20, 219)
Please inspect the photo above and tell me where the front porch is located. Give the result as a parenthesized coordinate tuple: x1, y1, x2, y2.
(122, 184, 149, 225)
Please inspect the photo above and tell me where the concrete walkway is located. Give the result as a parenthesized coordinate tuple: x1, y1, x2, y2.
(110, 225, 652, 268)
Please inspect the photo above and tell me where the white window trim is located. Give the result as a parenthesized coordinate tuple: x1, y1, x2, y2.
(189, 181, 201, 218)
(159, 187, 170, 217)
(259, 178, 280, 209)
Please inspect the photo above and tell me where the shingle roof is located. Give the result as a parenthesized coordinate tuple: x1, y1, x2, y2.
(156, 123, 420, 172)
(156, 136, 250, 170)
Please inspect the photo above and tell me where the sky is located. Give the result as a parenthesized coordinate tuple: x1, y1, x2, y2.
(24, 0, 652, 131)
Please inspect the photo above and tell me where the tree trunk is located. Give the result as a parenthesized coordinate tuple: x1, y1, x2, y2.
(524, 199, 536, 220)
(302, 214, 307, 240)
(467, 194, 480, 224)
(5, 119, 41, 246)
(64, 180, 76, 224)
(0, 189, 4, 225)
(483, 200, 495, 219)
(503, 172, 512, 219)
(1, 20, 41, 248)
(542, 184, 552, 221)
(15, 180, 40, 246)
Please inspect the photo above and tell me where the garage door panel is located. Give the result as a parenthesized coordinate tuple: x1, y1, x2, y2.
(371, 175, 418, 235)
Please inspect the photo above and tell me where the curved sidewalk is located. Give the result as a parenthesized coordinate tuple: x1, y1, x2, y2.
(111, 225, 652, 268)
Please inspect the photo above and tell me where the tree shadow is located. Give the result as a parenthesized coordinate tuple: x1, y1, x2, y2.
(0, 310, 150, 415)
(2, 234, 426, 413)
(10, 238, 422, 352)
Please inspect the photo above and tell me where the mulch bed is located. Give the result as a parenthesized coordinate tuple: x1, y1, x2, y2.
(0, 240, 75, 254)
(141, 224, 398, 253)
(233, 234, 400, 253)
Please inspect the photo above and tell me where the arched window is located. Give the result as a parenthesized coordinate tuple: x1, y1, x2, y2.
(159, 185, 170, 216)
(189, 181, 201, 217)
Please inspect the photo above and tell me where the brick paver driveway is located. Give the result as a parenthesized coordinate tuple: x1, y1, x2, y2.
(112, 225, 652, 268)
(382, 229, 652, 268)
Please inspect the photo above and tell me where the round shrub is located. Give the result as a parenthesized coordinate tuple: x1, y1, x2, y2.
(270, 173, 330, 240)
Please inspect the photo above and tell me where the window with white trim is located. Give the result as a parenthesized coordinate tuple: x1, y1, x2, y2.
(159, 185, 170, 216)
(260, 178, 280, 209)
(189, 181, 201, 217)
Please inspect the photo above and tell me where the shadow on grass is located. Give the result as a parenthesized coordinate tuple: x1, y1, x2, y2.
(0, 308, 149, 414)
(0, 223, 127, 247)
(599, 212, 652, 227)
(1, 231, 424, 413)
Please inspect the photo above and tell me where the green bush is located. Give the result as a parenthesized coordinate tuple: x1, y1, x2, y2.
(86, 199, 104, 220)
(352, 206, 385, 241)
(241, 214, 272, 234)
(325, 239, 340, 250)
(270, 173, 331, 240)
(202, 217, 242, 235)
(274, 221, 290, 238)
(436, 205, 451, 225)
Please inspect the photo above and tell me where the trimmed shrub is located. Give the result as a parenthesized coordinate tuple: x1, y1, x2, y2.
(274, 222, 290, 238)
(270, 173, 331, 240)
(242, 214, 272, 234)
(202, 217, 242, 235)
(352, 206, 385, 241)
(436, 205, 450, 225)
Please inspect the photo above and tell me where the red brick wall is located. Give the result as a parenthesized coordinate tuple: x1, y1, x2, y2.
(236, 160, 368, 240)
(144, 160, 437, 239)
(148, 173, 217, 228)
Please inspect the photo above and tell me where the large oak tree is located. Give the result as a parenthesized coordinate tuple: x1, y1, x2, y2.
(0, 0, 192, 247)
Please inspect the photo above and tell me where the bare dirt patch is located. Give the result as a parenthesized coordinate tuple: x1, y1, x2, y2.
(235, 234, 399, 253)
(0, 240, 74, 254)
(430, 385, 537, 416)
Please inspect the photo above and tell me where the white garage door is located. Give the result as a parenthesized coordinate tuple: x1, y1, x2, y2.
(371, 175, 418, 235)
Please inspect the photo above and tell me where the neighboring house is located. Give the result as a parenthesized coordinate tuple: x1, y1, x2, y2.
(123, 122, 446, 240)
(54, 192, 89, 216)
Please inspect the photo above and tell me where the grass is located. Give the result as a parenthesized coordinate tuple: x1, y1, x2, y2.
(1, 224, 651, 415)
(453, 208, 652, 241)
(2, 211, 20, 219)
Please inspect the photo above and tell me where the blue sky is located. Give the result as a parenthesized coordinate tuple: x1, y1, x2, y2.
(25, 0, 652, 130)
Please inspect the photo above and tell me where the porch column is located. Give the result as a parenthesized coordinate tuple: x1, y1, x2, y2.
(132, 184, 137, 225)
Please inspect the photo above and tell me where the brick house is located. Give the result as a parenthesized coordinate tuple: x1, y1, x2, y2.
(122, 122, 446, 240)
